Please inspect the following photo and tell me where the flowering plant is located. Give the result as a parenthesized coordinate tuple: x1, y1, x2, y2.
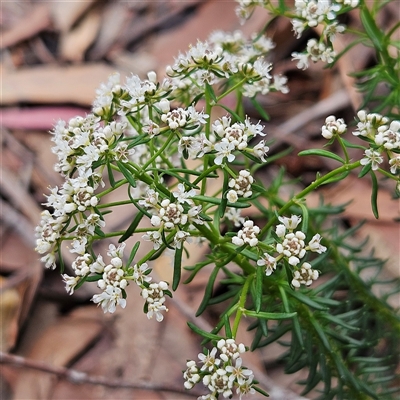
(36, 0, 399, 398)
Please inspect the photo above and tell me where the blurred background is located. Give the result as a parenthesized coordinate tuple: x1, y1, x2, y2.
(1, 1, 399, 399)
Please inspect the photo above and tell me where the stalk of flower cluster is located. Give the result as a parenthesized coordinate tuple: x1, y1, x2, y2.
(260, 160, 361, 237)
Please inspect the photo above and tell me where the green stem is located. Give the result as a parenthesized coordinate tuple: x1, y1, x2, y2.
(260, 160, 361, 236)
(140, 131, 175, 172)
(96, 179, 128, 198)
(232, 274, 253, 338)
(216, 77, 248, 102)
(337, 136, 351, 163)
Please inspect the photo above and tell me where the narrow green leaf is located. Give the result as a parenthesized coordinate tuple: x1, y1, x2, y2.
(310, 317, 331, 351)
(298, 202, 309, 235)
(223, 314, 232, 338)
(119, 212, 144, 243)
(187, 321, 223, 340)
(370, 170, 379, 219)
(251, 324, 264, 351)
(288, 290, 329, 311)
(116, 160, 137, 188)
(340, 138, 367, 149)
(107, 162, 116, 187)
(258, 323, 292, 347)
(94, 226, 105, 237)
(320, 313, 360, 332)
(358, 162, 371, 178)
(360, 5, 384, 52)
(196, 266, 221, 316)
(205, 82, 217, 103)
(184, 259, 213, 283)
(156, 169, 199, 189)
(250, 97, 270, 121)
(298, 149, 345, 164)
(215, 103, 243, 123)
(86, 274, 102, 282)
(172, 246, 183, 291)
(321, 170, 350, 185)
(242, 150, 263, 164)
(127, 242, 141, 267)
(245, 310, 297, 320)
(253, 386, 269, 397)
(254, 266, 264, 313)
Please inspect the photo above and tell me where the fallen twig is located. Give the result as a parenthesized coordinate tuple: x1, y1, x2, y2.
(0, 351, 200, 397)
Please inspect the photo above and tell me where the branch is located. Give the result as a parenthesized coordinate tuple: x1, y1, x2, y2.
(0, 352, 200, 397)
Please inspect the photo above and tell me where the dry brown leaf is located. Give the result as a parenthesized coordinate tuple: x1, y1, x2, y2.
(1, 107, 89, 131)
(13, 306, 104, 400)
(1, 63, 125, 106)
(0, 165, 41, 224)
(59, 8, 102, 62)
(0, 4, 51, 50)
(0, 277, 20, 352)
(0, 229, 43, 352)
(87, 3, 134, 60)
(49, 1, 97, 33)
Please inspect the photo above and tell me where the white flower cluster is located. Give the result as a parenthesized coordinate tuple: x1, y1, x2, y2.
(275, 215, 327, 265)
(291, 262, 319, 287)
(234, 215, 326, 286)
(353, 111, 400, 174)
(321, 115, 347, 139)
(177, 114, 268, 166)
(227, 170, 254, 203)
(292, 38, 337, 70)
(232, 220, 261, 247)
(167, 30, 288, 99)
(183, 339, 255, 399)
(235, 1, 359, 71)
(62, 242, 169, 319)
(140, 185, 202, 251)
(290, 0, 358, 70)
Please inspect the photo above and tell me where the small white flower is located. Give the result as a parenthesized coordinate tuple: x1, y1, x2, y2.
(173, 230, 191, 249)
(360, 149, 383, 171)
(252, 140, 269, 162)
(307, 234, 327, 254)
(198, 347, 221, 372)
(389, 155, 400, 174)
(224, 207, 245, 227)
(92, 285, 127, 313)
(278, 215, 301, 230)
(214, 140, 236, 165)
(133, 263, 152, 285)
(142, 231, 163, 250)
(257, 253, 277, 276)
(225, 357, 253, 385)
(173, 183, 196, 205)
(62, 274, 80, 294)
(291, 51, 309, 70)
